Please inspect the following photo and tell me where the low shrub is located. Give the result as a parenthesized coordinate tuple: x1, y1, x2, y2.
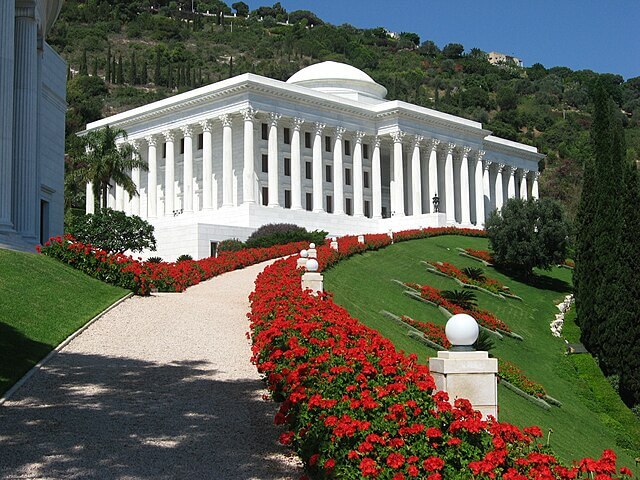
(245, 223, 327, 249)
(176, 254, 193, 262)
(218, 238, 246, 253)
(146, 256, 163, 263)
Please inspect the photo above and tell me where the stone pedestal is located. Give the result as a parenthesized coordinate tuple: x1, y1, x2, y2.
(429, 351, 498, 419)
(301, 272, 323, 295)
(296, 257, 307, 268)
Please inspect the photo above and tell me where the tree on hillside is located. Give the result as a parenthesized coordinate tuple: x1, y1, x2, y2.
(232, 2, 248, 16)
(485, 197, 569, 276)
(442, 43, 464, 58)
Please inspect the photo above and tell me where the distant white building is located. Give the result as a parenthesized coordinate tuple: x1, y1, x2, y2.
(488, 51, 524, 68)
(0, 0, 67, 252)
(83, 61, 543, 261)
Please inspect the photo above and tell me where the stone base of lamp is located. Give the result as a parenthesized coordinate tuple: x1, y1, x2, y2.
(301, 272, 323, 295)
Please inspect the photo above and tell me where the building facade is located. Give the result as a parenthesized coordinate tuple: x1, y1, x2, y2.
(83, 61, 543, 261)
(487, 52, 524, 68)
(0, 0, 66, 252)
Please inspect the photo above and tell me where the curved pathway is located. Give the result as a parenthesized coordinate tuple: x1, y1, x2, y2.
(0, 260, 303, 479)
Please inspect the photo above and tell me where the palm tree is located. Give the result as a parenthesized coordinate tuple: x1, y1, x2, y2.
(76, 125, 147, 209)
(462, 266, 486, 282)
(441, 289, 478, 310)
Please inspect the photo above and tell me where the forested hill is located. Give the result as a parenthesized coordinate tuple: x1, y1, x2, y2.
(53, 0, 640, 220)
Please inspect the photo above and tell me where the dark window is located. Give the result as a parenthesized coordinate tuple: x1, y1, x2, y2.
(364, 200, 371, 218)
(284, 128, 291, 145)
(180, 138, 185, 154)
(262, 187, 268, 206)
(363, 171, 370, 189)
(304, 132, 312, 148)
(284, 157, 291, 176)
(325, 135, 332, 152)
(363, 143, 369, 159)
(325, 164, 332, 183)
(345, 198, 353, 216)
(40, 200, 50, 245)
(326, 195, 333, 214)
(198, 133, 204, 150)
(284, 189, 291, 208)
(261, 123, 268, 140)
(261, 154, 268, 173)
(344, 140, 351, 156)
(345, 168, 352, 186)
(305, 161, 312, 179)
(305, 192, 313, 211)
(210, 241, 218, 258)
(382, 206, 388, 218)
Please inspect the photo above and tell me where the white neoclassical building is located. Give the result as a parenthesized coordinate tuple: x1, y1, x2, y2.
(83, 61, 543, 260)
(0, 0, 66, 252)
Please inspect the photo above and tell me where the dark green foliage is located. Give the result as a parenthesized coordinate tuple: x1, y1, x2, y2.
(474, 328, 495, 352)
(462, 266, 486, 281)
(67, 208, 156, 254)
(486, 198, 569, 276)
(146, 256, 163, 263)
(116, 54, 124, 84)
(105, 44, 111, 82)
(176, 254, 193, 262)
(440, 289, 478, 310)
(218, 238, 246, 252)
(79, 48, 88, 75)
(232, 2, 249, 16)
(442, 43, 464, 58)
(244, 223, 326, 249)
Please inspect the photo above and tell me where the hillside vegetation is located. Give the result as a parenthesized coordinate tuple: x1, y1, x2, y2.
(53, 1, 640, 222)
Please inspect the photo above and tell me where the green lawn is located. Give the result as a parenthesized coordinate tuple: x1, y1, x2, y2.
(324, 236, 640, 469)
(0, 249, 128, 395)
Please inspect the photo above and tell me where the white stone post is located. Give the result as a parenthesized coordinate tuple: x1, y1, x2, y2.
(220, 114, 234, 207)
(372, 136, 382, 218)
(353, 131, 366, 216)
(507, 166, 516, 199)
(411, 135, 423, 216)
(312, 123, 325, 212)
(200, 120, 214, 210)
(428, 314, 498, 420)
(390, 130, 405, 217)
(241, 107, 256, 205)
(290, 118, 304, 210)
(473, 151, 485, 226)
(301, 244, 323, 295)
(181, 125, 194, 212)
(357, 234, 365, 244)
(296, 248, 308, 267)
(460, 146, 471, 225)
(333, 127, 346, 214)
(85, 182, 95, 214)
(0, 0, 15, 231)
(330, 237, 338, 250)
(519, 169, 528, 200)
(163, 130, 176, 215)
(444, 143, 456, 224)
(531, 171, 539, 200)
(427, 139, 440, 213)
(131, 140, 142, 216)
(494, 163, 505, 211)
(267, 112, 281, 207)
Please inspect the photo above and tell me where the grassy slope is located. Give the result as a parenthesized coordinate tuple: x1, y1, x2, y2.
(323, 236, 640, 468)
(0, 249, 128, 394)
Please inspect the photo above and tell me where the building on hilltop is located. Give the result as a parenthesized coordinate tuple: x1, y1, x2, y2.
(487, 51, 524, 68)
(0, 0, 67, 252)
(82, 61, 543, 261)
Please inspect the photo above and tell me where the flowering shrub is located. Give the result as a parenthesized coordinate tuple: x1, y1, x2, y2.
(250, 253, 631, 479)
(464, 248, 495, 264)
(429, 261, 508, 295)
(401, 315, 451, 349)
(499, 360, 547, 399)
(394, 227, 486, 243)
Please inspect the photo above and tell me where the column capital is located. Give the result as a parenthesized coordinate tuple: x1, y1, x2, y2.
(314, 122, 326, 135)
(496, 162, 507, 173)
(519, 168, 530, 176)
(476, 150, 486, 162)
(131, 138, 144, 150)
(483, 160, 493, 171)
(292, 117, 305, 131)
(374, 135, 381, 148)
(530, 170, 541, 180)
(219, 113, 233, 127)
(269, 112, 282, 126)
(427, 138, 440, 151)
(180, 124, 195, 137)
(458, 145, 472, 158)
(355, 130, 366, 143)
(390, 130, 405, 144)
(145, 134, 158, 147)
(445, 142, 456, 154)
(412, 134, 424, 148)
(335, 126, 347, 140)
(163, 130, 177, 142)
(200, 119, 214, 132)
(240, 106, 257, 121)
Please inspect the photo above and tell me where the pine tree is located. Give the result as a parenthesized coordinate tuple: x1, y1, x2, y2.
(116, 54, 124, 84)
(106, 45, 111, 83)
(80, 48, 88, 76)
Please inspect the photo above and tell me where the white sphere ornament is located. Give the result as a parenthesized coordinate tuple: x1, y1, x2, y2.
(305, 258, 319, 272)
(300, 249, 308, 258)
(445, 313, 479, 351)
(309, 243, 316, 249)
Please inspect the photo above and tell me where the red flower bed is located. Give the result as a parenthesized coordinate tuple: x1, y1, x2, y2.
(499, 359, 547, 398)
(393, 227, 486, 243)
(464, 248, 495, 264)
(405, 282, 512, 333)
(401, 315, 451, 349)
(429, 261, 508, 295)
(250, 253, 630, 479)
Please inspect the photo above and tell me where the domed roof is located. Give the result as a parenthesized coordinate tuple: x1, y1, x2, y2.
(287, 61, 387, 102)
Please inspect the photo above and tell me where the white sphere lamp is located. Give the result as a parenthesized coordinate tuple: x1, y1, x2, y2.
(305, 258, 319, 272)
(445, 313, 479, 351)
(300, 249, 308, 258)
(309, 243, 316, 249)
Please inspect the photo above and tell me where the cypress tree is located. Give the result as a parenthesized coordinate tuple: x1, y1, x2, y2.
(116, 54, 124, 84)
(141, 58, 148, 85)
(111, 57, 117, 84)
(229, 56, 233, 78)
(154, 49, 162, 86)
(80, 48, 88, 76)
(92, 57, 98, 77)
(106, 45, 111, 83)
(129, 51, 138, 84)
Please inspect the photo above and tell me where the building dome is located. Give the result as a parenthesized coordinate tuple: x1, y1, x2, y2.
(287, 61, 387, 103)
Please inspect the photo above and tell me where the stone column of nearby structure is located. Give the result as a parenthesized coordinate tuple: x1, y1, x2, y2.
(146, 136, 158, 217)
(0, 1, 15, 231)
(267, 112, 281, 207)
(201, 120, 214, 210)
(131, 140, 142, 216)
(507, 165, 516, 199)
(85, 182, 94, 214)
(181, 125, 194, 212)
(427, 139, 440, 213)
(411, 135, 423, 216)
(531, 171, 540, 199)
(220, 114, 234, 207)
(519, 169, 528, 200)
(312, 123, 325, 212)
(353, 131, 366, 216)
(473, 151, 485, 226)
(333, 127, 346, 214)
(483, 160, 492, 217)
(390, 130, 405, 217)
(494, 163, 505, 211)
(115, 145, 125, 211)
(372, 136, 382, 218)
(460, 146, 471, 225)
(290, 117, 304, 210)
(163, 130, 176, 215)
(241, 107, 256, 205)
(444, 143, 456, 224)
(12, 4, 38, 239)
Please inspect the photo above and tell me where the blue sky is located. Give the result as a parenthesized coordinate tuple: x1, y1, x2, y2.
(242, 0, 639, 80)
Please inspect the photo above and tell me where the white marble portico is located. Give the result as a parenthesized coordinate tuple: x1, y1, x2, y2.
(83, 61, 543, 261)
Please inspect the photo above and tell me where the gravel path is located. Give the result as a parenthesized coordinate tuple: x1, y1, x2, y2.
(0, 260, 303, 480)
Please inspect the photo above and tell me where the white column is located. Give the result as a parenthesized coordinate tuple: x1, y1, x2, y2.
(444, 143, 456, 224)
(266, 112, 281, 207)
(494, 163, 505, 211)
(483, 160, 492, 217)
(146, 136, 158, 217)
(372, 136, 382, 218)
(460, 146, 471, 225)
(353, 131, 366, 217)
(519, 170, 528, 200)
(130, 140, 141, 216)
(200, 120, 214, 210)
(312, 123, 325, 212)
(85, 182, 95, 214)
(333, 127, 346, 214)
(163, 130, 176, 215)
(473, 151, 485, 226)
(290, 117, 304, 210)
(220, 114, 234, 207)
(12, 5, 38, 238)
(241, 107, 256, 205)
(0, 0, 15, 230)
(531, 171, 540, 199)
(181, 125, 194, 212)
(411, 135, 423, 216)
(390, 130, 405, 217)
(427, 139, 440, 213)
(115, 143, 125, 211)
(507, 166, 516, 199)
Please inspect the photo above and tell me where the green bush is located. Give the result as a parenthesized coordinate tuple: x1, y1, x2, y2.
(218, 238, 245, 252)
(244, 223, 327, 249)
(176, 254, 193, 262)
(146, 256, 163, 263)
